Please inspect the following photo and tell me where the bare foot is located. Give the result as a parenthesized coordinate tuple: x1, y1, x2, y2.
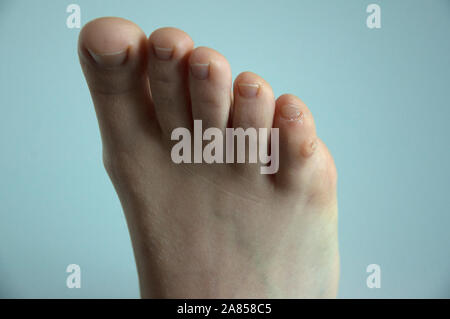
(78, 17, 339, 298)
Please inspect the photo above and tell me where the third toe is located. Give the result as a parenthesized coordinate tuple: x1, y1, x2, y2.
(189, 47, 232, 130)
(232, 72, 275, 133)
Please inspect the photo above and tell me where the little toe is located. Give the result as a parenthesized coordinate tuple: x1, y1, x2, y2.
(273, 94, 337, 202)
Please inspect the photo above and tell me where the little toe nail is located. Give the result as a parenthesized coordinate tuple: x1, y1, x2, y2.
(280, 104, 304, 122)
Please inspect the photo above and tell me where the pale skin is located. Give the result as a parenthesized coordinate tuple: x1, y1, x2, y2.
(78, 17, 339, 298)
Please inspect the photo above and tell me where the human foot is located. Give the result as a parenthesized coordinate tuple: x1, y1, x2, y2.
(78, 17, 339, 298)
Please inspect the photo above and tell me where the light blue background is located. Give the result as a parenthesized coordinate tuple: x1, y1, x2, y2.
(0, 0, 449, 298)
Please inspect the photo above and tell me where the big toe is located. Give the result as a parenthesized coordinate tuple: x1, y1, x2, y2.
(78, 17, 154, 150)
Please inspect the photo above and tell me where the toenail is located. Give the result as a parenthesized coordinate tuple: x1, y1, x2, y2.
(280, 104, 304, 122)
(190, 63, 210, 80)
(87, 48, 128, 67)
(153, 46, 173, 60)
(238, 83, 260, 98)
